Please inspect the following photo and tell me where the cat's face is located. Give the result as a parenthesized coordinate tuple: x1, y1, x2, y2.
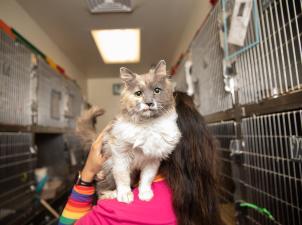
(120, 60, 174, 121)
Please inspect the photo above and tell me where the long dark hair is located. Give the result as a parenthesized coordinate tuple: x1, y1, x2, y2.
(160, 92, 222, 225)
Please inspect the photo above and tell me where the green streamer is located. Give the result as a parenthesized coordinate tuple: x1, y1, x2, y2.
(240, 202, 274, 220)
(12, 28, 46, 59)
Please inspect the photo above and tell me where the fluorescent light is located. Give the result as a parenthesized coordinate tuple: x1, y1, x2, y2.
(91, 29, 140, 64)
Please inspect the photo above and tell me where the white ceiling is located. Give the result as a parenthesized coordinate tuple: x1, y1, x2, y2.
(17, 0, 211, 78)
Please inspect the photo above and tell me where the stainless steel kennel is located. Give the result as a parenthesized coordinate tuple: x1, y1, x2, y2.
(189, 0, 302, 224)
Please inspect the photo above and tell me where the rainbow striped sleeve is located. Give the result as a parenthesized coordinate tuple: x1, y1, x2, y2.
(58, 185, 95, 225)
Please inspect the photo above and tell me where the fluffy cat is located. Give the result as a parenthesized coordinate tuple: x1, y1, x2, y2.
(77, 60, 181, 203)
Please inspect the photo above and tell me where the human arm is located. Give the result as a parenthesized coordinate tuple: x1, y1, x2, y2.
(58, 132, 106, 225)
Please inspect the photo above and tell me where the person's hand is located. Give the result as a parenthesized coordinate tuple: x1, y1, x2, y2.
(81, 130, 107, 183)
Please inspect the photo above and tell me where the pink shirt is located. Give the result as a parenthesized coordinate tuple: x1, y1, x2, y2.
(76, 180, 177, 225)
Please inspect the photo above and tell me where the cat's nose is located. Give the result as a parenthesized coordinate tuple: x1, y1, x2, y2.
(146, 102, 154, 107)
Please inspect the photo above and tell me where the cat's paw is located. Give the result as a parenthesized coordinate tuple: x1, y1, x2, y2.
(117, 188, 134, 203)
(99, 190, 117, 199)
(138, 188, 154, 201)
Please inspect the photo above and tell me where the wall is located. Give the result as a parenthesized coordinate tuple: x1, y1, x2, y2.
(87, 78, 122, 131)
(171, 1, 212, 65)
(0, 0, 87, 95)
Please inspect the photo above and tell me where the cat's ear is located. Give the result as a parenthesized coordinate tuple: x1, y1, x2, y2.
(154, 60, 167, 76)
(120, 67, 135, 83)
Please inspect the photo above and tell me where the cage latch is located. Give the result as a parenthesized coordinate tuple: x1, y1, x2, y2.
(229, 139, 244, 164)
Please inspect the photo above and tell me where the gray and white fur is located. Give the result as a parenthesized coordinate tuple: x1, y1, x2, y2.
(77, 60, 181, 203)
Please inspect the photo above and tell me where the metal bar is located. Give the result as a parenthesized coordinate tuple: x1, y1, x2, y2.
(288, 111, 301, 224)
(293, 1, 302, 90)
(0, 124, 71, 133)
(205, 90, 302, 123)
(242, 90, 302, 118)
(273, 0, 286, 94)
(240, 111, 302, 224)
(285, 0, 300, 89)
(0, 158, 36, 169)
(279, 0, 294, 90)
(223, 0, 261, 61)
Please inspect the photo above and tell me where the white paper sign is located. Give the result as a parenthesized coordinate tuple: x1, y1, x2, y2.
(228, 0, 253, 46)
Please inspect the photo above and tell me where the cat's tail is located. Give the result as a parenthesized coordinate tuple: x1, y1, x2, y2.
(76, 106, 105, 151)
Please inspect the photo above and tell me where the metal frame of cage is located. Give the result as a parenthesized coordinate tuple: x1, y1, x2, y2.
(190, 0, 302, 114)
(64, 80, 83, 129)
(34, 57, 67, 128)
(208, 121, 237, 203)
(237, 0, 302, 105)
(0, 30, 33, 126)
(191, 4, 233, 116)
(239, 110, 302, 225)
(64, 133, 86, 170)
(189, 1, 302, 225)
(0, 27, 84, 130)
(172, 56, 189, 94)
(0, 133, 36, 224)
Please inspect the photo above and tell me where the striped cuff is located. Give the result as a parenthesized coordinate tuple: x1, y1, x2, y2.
(58, 185, 95, 225)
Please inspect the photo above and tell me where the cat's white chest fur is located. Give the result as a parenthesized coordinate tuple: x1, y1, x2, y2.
(106, 110, 181, 203)
(112, 111, 181, 159)
(111, 110, 181, 159)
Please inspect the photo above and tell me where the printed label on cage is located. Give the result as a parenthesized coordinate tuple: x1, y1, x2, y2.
(261, 0, 274, 10)
(289, 136, 302, 161)
(228, 0, 253, 46)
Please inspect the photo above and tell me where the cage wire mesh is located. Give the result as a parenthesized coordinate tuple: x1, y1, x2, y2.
(35, 57, 66, 128)
(222, 0, 260, 60)
(0, 133, 36, 224)
(64, 133, 86, 170)
(0, 30, 33, 126)
(208, 121, 236, 203)
(236, 0, 302, 105)
(172, 55, 188, 94)
(191, 4, 233, 116)
(240, 110, 302, 225)
(64, 80, 83, 129)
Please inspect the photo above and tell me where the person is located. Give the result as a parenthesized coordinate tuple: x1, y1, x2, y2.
(59, 92, 223, 225)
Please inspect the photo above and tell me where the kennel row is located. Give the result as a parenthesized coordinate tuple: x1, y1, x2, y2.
(171, 0, 302, 116)
(236, 0, 302, 105)
(240, 110, 302, 225)
(0, 28, 83, 129)
(0, 133, 36, 224)
(207, 120, 236, 204)
(207, 108, 302, 225)
(191, 2, 233, 116)
(0, 131, 85, 225)
(172, 1, 302, 225)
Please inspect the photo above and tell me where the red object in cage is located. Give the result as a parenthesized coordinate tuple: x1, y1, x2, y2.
(210, 0, 218, 6)
(0, 20, 16, 40)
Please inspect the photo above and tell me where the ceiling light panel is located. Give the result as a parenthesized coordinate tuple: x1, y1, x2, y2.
(91, 29, 140, 64)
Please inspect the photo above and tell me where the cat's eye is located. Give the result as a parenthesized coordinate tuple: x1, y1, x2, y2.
(154, 87, 161, 94)
(134, 91, 142, 96)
